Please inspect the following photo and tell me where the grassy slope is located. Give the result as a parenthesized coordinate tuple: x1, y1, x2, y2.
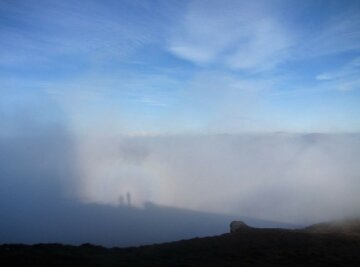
(1, 224, 360, 267)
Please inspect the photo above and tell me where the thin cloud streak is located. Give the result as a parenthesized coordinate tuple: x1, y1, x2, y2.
(316, 57, 360, 91)
(298, 13, 360, 58)
(0, 0, 164, 66)
(168, 0, 292, 70)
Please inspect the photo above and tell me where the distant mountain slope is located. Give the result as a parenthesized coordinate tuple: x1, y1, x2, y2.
(304, 218, 360, 235)
(0, 200, 298, 247)
(1, 220, 360, 267)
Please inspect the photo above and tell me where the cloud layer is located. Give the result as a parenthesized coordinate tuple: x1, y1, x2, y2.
(75, 133, 360, 225)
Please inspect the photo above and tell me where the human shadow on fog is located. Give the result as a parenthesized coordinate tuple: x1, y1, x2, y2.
(0, 195, 298, 247)
(0, 92, 299, 247)
(0, 132, 299, 247)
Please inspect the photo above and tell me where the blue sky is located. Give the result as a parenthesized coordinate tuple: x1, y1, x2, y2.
(1, 0, 360, 134)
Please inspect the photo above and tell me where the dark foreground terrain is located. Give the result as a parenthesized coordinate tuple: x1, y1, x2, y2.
(1, 220, 360, 267)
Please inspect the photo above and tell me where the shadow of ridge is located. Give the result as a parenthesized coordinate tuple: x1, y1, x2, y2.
(0, 198, 301, 247)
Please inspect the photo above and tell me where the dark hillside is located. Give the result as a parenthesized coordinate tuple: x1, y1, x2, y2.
(1, 220, 360, 267)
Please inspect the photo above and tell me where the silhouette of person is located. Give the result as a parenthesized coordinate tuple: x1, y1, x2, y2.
(118, 195, 124, 206)
(126, 192, 131, 206)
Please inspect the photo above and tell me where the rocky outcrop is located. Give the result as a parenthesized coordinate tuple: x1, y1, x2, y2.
(230, 221, 251, 233)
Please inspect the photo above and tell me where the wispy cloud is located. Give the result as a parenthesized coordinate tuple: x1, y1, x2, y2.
(167, 0, 292, 71)
(299, 13, 360, 58)
(316, 57, 360, 91)
(167, 0, 360, 73)
(0, 0, 161, 67)
(1, 0, 359, 135)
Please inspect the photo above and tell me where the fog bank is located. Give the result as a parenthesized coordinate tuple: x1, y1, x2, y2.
(1, 95, 360, 245)
(77, 133, 360, 224)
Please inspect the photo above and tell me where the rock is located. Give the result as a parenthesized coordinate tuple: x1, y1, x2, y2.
(230, 221, 250, 233)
